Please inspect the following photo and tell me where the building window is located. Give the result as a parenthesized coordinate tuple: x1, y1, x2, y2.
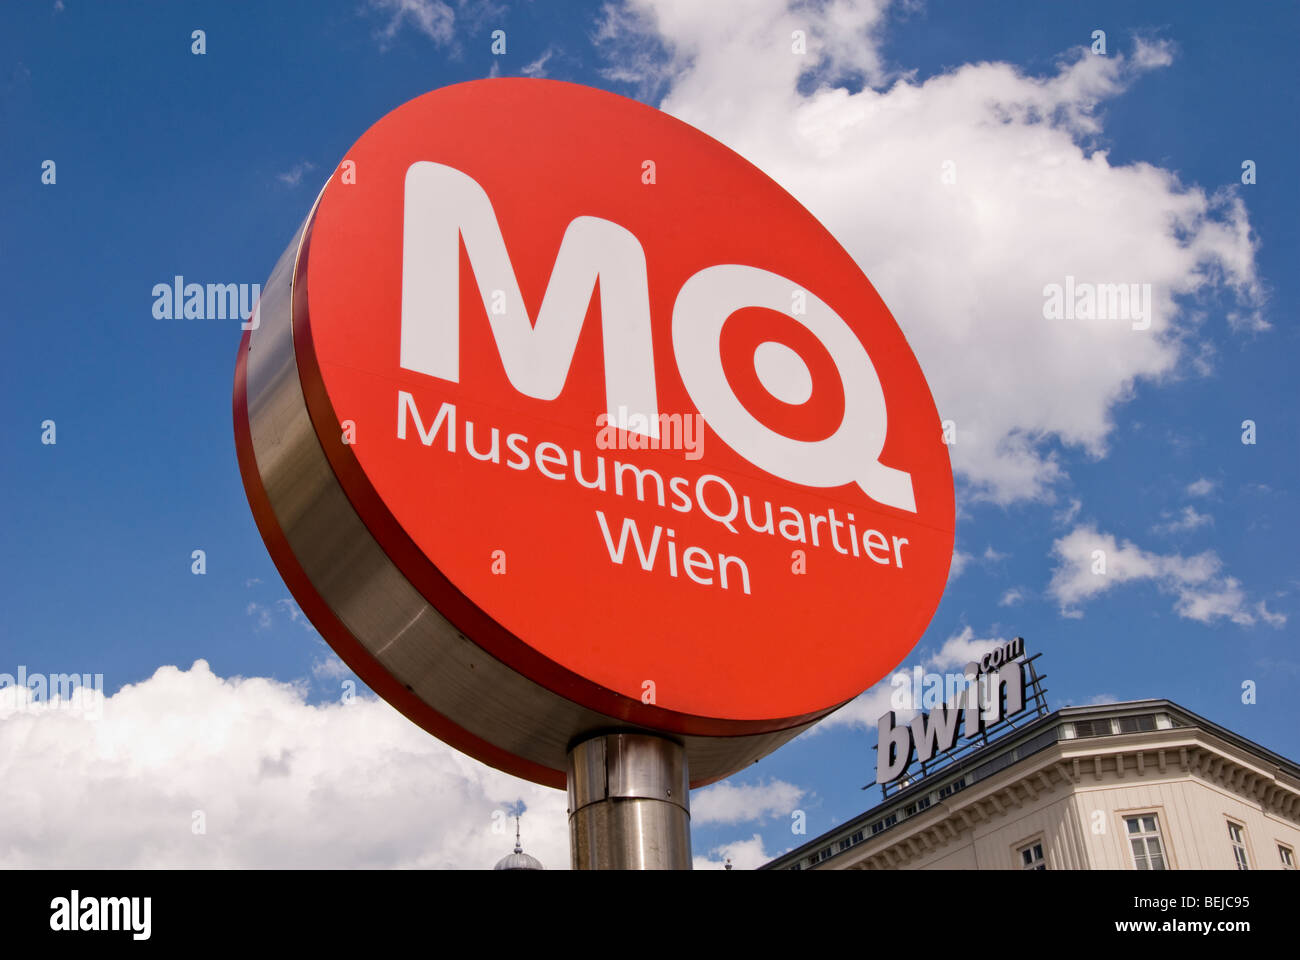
(1074, 718, 1114, 738)
(808, 846, 832, 866)
(1125, 814, 1167, 870)
(871, 813, 898, 836)
(938, 777, 967, 799)
(1117, 715, 1157, 734)
(1018, 840, 1046, 870)
(904, 795, 932, 816)
(1280, 845, 1295, 870)
(839, 837, 853, 852)
(1227, 822, 1249, 870)
(850, 830, 864, 844)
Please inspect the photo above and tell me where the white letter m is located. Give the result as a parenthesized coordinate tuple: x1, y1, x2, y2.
(400, 161, 660, 437)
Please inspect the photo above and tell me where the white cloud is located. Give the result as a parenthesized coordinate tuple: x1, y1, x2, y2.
(1055, 498, 1083, 526)
(245, 601, 271, 630)
(246, 598, 315, 634)
(948, 544, 1006, 581)
(311, 654, 353, 681)
(591, 1, 678, 98)
(521, 48, 555, 77)
(948, 547, 972, 581)
(925, 625, 1006, 671)
(275, 161, 315, 187)
(367, 0, 455, 47)
(1048, 524, 1284, 627)
(820, 624, 1005, 730)
(1186, 478, 1217, 498)
(998, 588, 1024, 607)
(693, 832, 772, 870)
(276, 597, 315, 631)
(1254, 601, 1287, 628)
(819, 672, 906, 732)
(600, 0, 1263, 504)
(1055, 692, 1120, 708)
(692, 778, 804, 824)
(0, 661, 569, 868)
(1228, 308, 1271, 334)
(1151, 505, 1213, 536)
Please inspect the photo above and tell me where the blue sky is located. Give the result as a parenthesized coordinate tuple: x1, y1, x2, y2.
(1, 0, 1296, 868)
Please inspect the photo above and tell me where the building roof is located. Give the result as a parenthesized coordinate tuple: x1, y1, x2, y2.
(761, 698, 1300, 870)
(493, 850, 544, 871)
(494, 816, 544, 870)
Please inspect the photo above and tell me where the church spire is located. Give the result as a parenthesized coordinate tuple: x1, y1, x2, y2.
(493, 811, 543, 870)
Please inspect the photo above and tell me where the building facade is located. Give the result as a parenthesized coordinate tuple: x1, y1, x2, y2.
(763, 700, 1300, 871)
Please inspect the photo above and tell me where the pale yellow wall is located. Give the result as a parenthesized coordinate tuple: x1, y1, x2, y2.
(962, 790, 1087, 869)
(917, 843, 978, 869)
(863, 776, 1089, 870)
(1072, 775, 1300, 870)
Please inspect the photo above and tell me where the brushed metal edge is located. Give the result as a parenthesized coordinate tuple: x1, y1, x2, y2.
(238, 194, 817, 787)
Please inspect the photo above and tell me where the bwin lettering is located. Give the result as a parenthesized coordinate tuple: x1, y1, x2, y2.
(966, 636, 1024, 677)
(875, 659, 1026, 784)
(398, 160, 916, 513)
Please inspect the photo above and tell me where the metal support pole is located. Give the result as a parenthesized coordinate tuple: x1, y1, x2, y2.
(566, 732, 692, 869)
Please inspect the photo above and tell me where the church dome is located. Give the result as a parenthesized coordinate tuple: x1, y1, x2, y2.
(494, 816, 543, 870)
(494, 849, 544, 870)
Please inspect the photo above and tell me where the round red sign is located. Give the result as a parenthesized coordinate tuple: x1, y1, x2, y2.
(235, 79, 954, 787)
